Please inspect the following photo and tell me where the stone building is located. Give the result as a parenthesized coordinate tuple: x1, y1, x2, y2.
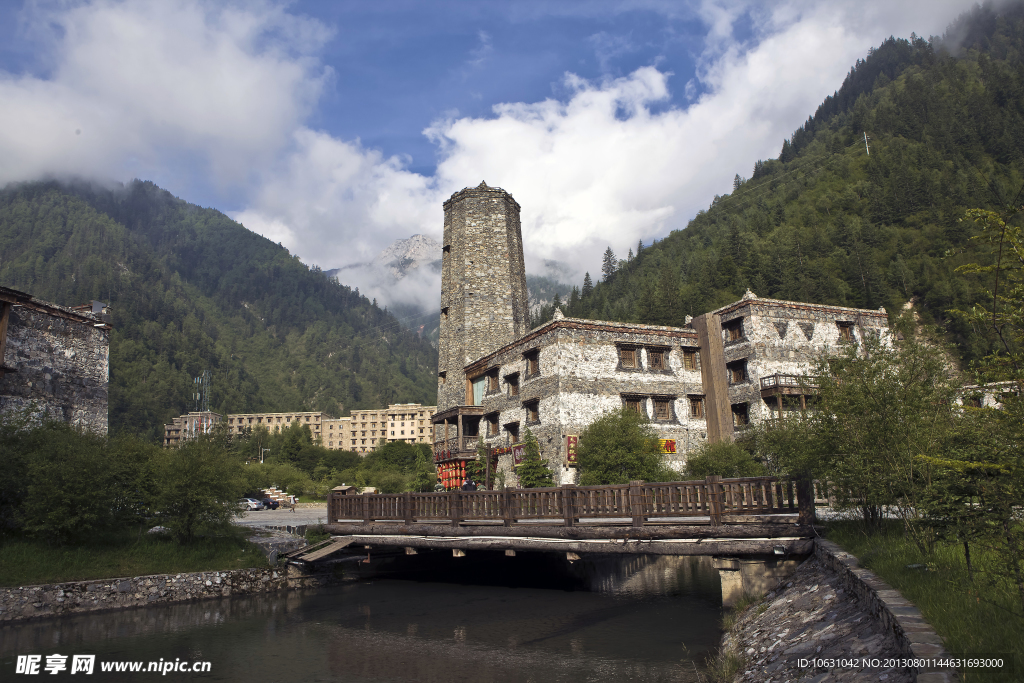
(0, 286, 110, 434)
(430, 184, 891, 486)
(324, 403, 436, 453)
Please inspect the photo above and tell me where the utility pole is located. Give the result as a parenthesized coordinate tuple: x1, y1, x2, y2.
(863, 132, 870, 156)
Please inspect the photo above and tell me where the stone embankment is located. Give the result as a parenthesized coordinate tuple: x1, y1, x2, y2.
(0, 568, 287, 623)
(722, 539, 956, 683)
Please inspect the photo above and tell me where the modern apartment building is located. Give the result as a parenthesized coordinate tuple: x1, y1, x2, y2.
(323, 402, 436, 453)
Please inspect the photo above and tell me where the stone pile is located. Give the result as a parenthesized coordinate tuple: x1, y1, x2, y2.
(723, 556, 912, 682)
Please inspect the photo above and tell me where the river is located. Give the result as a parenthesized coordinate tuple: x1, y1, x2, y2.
(1, 552, 727, 682)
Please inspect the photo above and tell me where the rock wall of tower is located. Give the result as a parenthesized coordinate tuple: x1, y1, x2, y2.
(436, 184, 528, 411)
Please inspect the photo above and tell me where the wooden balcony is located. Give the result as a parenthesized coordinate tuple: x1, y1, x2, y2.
(431, 405, 485, 463)
(760, 373, 817, 398)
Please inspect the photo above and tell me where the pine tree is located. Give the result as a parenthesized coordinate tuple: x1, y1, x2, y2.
(602, 247, 617, 281)
(627, 248, 634, 262)
(733, 174, 742, 192)
(582, 272, 593, 297)
(515, 429, 554, 488)
(637, 239, 644, 255)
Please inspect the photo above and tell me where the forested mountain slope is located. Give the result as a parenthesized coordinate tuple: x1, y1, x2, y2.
(564, 3, 1024, 366)
(0, 180, 438, 440)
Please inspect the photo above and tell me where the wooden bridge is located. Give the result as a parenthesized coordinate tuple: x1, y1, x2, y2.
(322, 476, 817, 558)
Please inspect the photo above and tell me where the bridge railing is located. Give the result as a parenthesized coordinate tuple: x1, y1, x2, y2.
(328, 476, 812, 528)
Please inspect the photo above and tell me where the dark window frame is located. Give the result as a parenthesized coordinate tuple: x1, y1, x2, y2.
(688, 395, 705, 418)
(524, 349, 540, 378)
(682, 347, 699, 371)
(724, 318, 744, 343)
(621, 394, 646, 417)
(837, 322, 855, 342)
(505, 372, 520, 397)
(616, 344, 641, 372)
(727, 359, 748, 384)
(524, 399, 540, 425)
(651, 395, 676, 422)
(646, 346, 671, 373)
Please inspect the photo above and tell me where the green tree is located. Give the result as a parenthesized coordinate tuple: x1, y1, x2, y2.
(576, 408, 673, 485)
(601, 247, 617, 281)
(151, 435, 246, 543)
(515, 429, 555, 488)
(684, 441, 766, 479)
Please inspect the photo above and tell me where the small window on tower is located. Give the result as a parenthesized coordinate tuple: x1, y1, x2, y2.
(506, 372, 520, 397)
(487, 368, 499, 392)
(439, 371, 447, 384)
(732, 403, 749, 427)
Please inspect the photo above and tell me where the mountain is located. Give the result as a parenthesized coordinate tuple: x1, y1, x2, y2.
(0, 180, 439, 441)
(565, 2, 1024, 367)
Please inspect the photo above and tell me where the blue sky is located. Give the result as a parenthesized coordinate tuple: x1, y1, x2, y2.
(0, 0, 977, 307)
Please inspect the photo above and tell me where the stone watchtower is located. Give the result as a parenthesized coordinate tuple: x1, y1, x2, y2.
(436, 182, 529, 411)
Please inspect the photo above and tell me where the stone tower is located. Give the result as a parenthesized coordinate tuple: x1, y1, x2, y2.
(436, 182, 529, 411)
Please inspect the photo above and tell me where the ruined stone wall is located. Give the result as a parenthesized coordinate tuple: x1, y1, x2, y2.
(469, 319, 707, 484)
(437, 183, 529, 412)
(0, 306, 109, 434)
(717, 295, 890, 432)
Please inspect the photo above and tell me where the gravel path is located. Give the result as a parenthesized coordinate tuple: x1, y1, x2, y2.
(234, 506, 330, 527)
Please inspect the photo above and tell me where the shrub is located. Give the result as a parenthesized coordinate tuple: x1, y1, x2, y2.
(576, 408, 674, 485)
(685, 441, 766, 479)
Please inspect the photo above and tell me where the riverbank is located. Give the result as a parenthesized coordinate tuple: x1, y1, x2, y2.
(717, 538, 957, 683)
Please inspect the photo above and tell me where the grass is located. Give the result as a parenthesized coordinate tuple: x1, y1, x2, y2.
(701, 593, 761, 683)
(0, 527, 268, 587)
(826, 520, 1023, 683)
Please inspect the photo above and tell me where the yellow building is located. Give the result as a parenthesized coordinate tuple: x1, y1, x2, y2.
(163, 410, 325, 447)
(322, 402, 435, 453)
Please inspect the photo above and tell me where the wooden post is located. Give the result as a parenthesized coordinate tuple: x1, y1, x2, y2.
(450, 491, 461, 528)
(628, 480, 644, 528)
(561, 484, 575, 527)
(0, 302, 11, 379)
(403, 491, 414, 525)
(502, 488, 514, 527)
(797, 477, 816, 525)
(707, 475, 723, 526)
(362, 492, 372, 525)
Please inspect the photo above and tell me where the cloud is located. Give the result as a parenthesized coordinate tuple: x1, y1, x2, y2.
(0, 0, 331, 190)
(0, 0, 980, 310)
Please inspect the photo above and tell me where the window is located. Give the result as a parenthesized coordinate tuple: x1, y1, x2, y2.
(525, 349, 540, 376)
(724, 318, 743, 342)
(618, 346, 638, 369)
(506, 373, 520, 396)
(471, 375, 486, 405)
(681, 347, 698, 370)
(486, 413, 499, 436)
(487, 368, 499, 392)
(727, 360, 748, 384)
(505, 422, 520, 443)
(837, 322, 855, 342)
(652, 397, 673, 421)
(647, 348, 667, 371)
(441, 307, 449, 321)
(689, 396, 705, 418)
(732, 403, 749, 427)
(622, 395, 645, 415)
(439, 371, 447, 384)
(525, 400, 540, 423)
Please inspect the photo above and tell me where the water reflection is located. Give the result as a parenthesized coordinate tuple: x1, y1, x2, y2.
(1, 553, 727, 682)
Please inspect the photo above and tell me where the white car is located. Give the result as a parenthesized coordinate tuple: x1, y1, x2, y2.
(238, 498, 263, 511)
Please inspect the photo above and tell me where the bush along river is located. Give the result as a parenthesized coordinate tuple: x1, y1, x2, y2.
(0, 550, 768, 682)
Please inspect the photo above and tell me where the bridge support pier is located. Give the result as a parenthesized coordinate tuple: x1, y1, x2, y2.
(713, 556, 803, 607)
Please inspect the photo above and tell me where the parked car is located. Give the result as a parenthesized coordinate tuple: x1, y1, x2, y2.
(261, 498, 279, 510)
(238, 498, 263, 511)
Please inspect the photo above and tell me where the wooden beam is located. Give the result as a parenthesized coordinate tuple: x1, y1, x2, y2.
(324, 522, 812, 540)
(0, 302, 10, 378)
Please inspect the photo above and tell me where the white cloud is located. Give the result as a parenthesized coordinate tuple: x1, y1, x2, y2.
(0, 0, 980, 309)
(0, 0, 330, 189)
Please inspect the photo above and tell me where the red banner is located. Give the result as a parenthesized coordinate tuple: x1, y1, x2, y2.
(512, 444, 525, 466)
(566, 435, 578, 466)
